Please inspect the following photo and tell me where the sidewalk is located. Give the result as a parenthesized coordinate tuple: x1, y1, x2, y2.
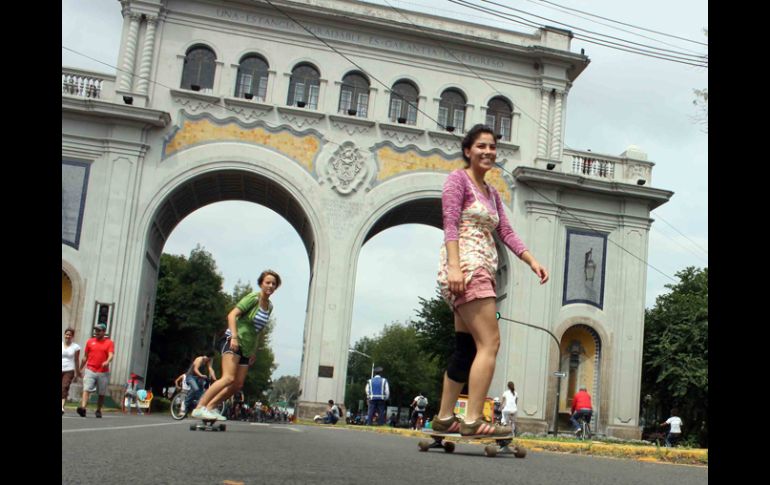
(300, 420, 708, 466)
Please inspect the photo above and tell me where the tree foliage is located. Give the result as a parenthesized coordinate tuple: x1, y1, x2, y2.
(268, 375, 301, 408)
(147, 246, 228, 393)
(641, 266, 708, 447)
(346, 322, 440, 412)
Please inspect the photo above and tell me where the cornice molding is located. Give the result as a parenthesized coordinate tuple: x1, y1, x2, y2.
(513, 167, 673, 210)
(62, 96, 170, 127)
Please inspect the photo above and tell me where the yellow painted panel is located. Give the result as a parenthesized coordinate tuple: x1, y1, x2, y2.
(164, 118, 320, 173)
(374, 146, 511, 203)
(62, 271, 72, 305)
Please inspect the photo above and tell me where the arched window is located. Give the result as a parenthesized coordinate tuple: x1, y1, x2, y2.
(235, 55, 269, 100)
(389, 80, 419, 125)
(438, 89, 466, 132)
(338, 72, 370, 117)
(287, 64, 320, 109)
(180, 45, 216, 92)
(486, 97, 513, 141)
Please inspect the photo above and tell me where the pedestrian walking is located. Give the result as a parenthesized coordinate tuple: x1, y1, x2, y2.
(62, 327, 81, 415)
(77, 323, 115, 418)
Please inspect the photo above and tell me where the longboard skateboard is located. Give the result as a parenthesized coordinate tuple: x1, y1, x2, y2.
(190, 418, 226, 432)
(418, 430, 526, 458)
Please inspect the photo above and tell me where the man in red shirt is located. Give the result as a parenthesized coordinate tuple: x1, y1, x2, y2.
(569, 385, 593, 434)
(77, 323, 115, 418)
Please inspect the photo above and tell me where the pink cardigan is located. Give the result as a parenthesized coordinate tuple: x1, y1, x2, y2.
(441, 169, 528, 257)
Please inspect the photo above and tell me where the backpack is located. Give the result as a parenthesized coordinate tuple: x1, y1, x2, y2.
(417, 396, 427, 408)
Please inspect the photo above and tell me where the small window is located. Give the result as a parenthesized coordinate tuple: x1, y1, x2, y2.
(389, 81, 419, 125)
(288, 64, 320, 109)
(180, 45, 216, 92)
(438, 89, 467, 132)
(338, 72, 370, 117)
(235, 55, 269, 101)
(487, 97, 513, 141)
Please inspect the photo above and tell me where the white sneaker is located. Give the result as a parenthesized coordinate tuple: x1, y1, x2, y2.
(209, 408, 227, 421)
(191, 407, 211, 419)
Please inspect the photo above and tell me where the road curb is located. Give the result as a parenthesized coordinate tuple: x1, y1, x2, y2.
(299, 420, 707, 465)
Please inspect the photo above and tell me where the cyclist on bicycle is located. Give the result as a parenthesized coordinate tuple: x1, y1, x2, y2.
(569, 385, 593, 435)
(410, 393, 428, 430)
(183, 351, 217, 415)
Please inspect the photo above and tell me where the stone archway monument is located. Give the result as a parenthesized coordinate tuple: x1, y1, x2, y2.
(62, 0, 669, 436)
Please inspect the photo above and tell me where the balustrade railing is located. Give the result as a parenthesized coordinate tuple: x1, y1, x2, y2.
(570, 153, 615, 179)
(62, 68, 116, 100)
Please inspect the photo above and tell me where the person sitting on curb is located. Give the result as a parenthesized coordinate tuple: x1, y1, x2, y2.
(314, 399, 340, 424)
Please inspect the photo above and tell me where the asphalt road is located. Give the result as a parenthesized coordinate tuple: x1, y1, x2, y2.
(62, 412, 707, 485)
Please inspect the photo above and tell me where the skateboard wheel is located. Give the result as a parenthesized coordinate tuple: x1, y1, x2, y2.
(219, 424, 226, 432)
(514, 446, 527, 458)
(484, 445, 497, 457)
(443, 441, 455, 453)
(418, 441, 430, 452)
(189, 424, 197, 431)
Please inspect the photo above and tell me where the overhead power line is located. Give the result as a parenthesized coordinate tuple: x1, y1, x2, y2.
(446, 0, 707, 68)
(534, 0, 708, 46)
(476, 0, 706, 60)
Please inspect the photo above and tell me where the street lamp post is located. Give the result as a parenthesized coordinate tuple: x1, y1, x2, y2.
(348, 348, 374, 378)
(496, 312, 565, 438)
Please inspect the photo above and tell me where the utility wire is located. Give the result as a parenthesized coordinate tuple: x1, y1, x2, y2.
(520, 0, 705, 56)
(652, 211, 709, 257)
(476, 0, 707, 60)
(448, 0, 706, 67)
(534, 0, 708, 46)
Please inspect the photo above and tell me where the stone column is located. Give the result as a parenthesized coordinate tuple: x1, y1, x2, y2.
(537, 89, 551, 158)
(550, 91, 564, 162)
(135, 16, 158, 95)
(119, 13, 141, 92)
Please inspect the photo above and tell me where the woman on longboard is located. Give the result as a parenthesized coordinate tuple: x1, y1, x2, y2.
(433, 124, 548, 437)
(191, 269, 281, 421)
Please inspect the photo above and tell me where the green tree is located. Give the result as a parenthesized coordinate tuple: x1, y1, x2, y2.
(147, 246, 229, 393)
(268, 375, 301, 408)
(412, 289, 455, 366)
(346, 322, 442, 414)
(641, 266, 708, 447)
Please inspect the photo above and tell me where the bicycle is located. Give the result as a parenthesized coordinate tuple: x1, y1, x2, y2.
(169, 378, 222, 420)
(576, 413, 592, 440)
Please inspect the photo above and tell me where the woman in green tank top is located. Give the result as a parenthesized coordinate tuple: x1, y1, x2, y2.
(191, 269, 282, 421)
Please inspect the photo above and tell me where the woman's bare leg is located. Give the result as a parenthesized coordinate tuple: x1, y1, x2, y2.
(208, 365, 249, 410)
(196, 353, 239, 409)
(456, 297, 499, 422)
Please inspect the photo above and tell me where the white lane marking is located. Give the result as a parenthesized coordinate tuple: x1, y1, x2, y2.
(62, 422, 184, 433)
(248, 423, 302, 432)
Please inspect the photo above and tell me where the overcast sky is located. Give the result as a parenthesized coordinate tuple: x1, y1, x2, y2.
(62, 0, 708, 380)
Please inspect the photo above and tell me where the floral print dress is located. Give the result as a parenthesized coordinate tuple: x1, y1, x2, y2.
(437, 175, 500, 308)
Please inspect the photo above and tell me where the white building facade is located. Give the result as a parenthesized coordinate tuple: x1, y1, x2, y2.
(62, 0, 672, 438)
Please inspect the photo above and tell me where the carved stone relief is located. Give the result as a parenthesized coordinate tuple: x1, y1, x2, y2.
(320, 143, 371, 195)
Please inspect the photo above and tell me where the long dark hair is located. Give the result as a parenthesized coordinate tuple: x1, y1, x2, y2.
(461, 124, 496, 167)
(507, 381, 515, 393)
